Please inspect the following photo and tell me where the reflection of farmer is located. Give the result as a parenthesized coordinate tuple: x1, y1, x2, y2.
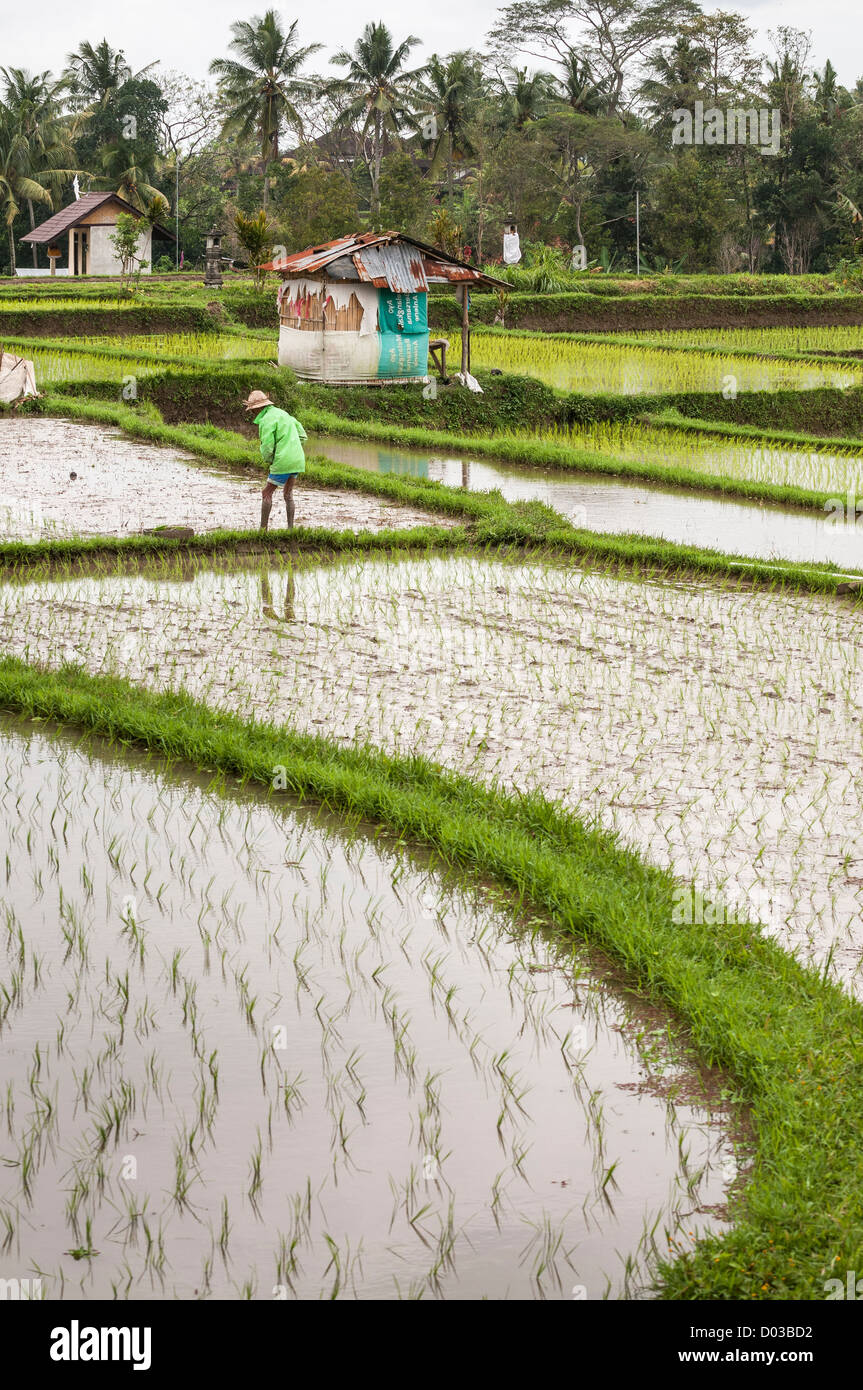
(260, 568, 295, 622)
(243, 390, 307, 531)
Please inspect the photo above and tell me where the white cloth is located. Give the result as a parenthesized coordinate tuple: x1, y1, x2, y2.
(502, 232, 521, 266)
(0, 353, 39, 403)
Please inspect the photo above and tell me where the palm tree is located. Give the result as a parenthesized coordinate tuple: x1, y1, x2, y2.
(496, 67, 557, 131)
(64, 39, 149, 109)
(417, 52, 483, 204)
(330, 23, 427, 221)
(0, 68, 78, 271)
(639, 35, 712, 140)
(99, 141, 169, 215)
(210, 11, 321, 209)
(559, 54, 605, 116)
(0, 120, 52, 276)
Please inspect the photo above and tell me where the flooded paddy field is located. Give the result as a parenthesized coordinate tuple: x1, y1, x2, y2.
(450, 332, 861, 395)
(562, 420, 863, 496)
(322, 437, 863, 569)
(0, 719, 736, 1300)
(0, 419, 452, 539)
(1, 553, 861, 993)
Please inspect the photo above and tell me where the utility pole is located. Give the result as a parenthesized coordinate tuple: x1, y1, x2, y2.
(636, 191, 641, 277)
(175, 157, 180, 270)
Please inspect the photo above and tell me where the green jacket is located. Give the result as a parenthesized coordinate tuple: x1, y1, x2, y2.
(255, 405, 307, 475)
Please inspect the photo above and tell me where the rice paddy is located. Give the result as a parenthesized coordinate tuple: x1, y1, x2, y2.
(79, 332, 277, 361)
(320, 436, 863, 568)
(628, 326, 863, 355)
(448, 331, 861, 394)
(6, 287, 863, 1303)
(0, 419, 452, 539)
(0, 718, 735, 1299)
(1, 551, 861, 993)
(556, 419, 863, 495)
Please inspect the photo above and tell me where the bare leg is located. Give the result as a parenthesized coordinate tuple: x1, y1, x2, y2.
(261, 481, 275, 531)
(283, 477, 295, 528)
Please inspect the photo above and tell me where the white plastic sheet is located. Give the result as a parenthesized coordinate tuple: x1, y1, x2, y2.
(502, 232, 521, 266)
(278, 278, 378, 336)
(0, 353, 38, 403)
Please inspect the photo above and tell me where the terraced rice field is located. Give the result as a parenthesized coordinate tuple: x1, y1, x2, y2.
(321, 437, 863, 569)
(79, 332, 277, 361)
(548, 419, 863, 495)
(0, 719, 734, 1300)
(449, 332, 861, 394)
(1, 552, 861, 992)
(627, 326, 863, 354)
(0, 419, 450, 538)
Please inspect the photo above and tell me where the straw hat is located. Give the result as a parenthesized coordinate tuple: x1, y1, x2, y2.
(243, 389, 274, 412)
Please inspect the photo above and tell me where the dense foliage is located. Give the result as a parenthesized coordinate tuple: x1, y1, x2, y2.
(1, 7, 862, 277)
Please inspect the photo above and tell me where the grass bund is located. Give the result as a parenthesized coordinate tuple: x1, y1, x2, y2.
(0, 654, 862, 1300)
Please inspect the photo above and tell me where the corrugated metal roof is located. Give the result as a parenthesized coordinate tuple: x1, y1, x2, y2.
(21, 192, 140, 244)
(261, 232, 509, 290)
(354, 242, 428, 293)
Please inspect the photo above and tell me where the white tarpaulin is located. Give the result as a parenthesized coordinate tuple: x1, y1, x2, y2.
(277, 278, 378, 336)
(0, 353, 39, 404)
(502, 232, 521, 266)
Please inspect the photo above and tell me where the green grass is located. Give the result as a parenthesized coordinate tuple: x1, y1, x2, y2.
(1, 652, 862, 1300)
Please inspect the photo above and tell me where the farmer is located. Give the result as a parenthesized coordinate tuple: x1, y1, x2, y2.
(243, 390, 307, 530)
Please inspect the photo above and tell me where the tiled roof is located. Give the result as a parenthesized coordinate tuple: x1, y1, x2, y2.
(21, 192, 142, 244)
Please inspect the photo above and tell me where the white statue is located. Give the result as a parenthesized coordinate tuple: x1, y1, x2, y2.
(72, 175, 80, 201)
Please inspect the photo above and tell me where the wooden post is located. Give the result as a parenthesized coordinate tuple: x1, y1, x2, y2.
(321, 272, 328, 383)
(460, 284, 469, 376)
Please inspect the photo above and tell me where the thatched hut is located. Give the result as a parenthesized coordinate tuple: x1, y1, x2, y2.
(259, 232, 507, 385)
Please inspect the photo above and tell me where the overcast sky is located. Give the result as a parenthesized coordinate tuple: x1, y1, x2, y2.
(6, 0, 862, 89)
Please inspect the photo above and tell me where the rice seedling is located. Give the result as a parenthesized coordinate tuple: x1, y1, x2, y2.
(0, 711, 734, 1298)
(443, 330, 862, 395)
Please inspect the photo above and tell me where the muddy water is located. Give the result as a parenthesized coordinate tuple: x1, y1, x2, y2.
(321, 438, 863, 571)
(0, 418, 450, 539)
(0, 720, 736, 1301)
(1, 553, 862, 993)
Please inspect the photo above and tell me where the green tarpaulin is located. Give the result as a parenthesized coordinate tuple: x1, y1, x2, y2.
(377, 290, 429, 378)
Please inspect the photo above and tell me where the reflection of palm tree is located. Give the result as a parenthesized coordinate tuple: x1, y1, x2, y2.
(261, 568, 295, 622)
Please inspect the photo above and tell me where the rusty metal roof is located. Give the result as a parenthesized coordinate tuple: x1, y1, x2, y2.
(21, 192, 144, 244)
(260, 232, 508, 290)
(354, 241, 428, 293)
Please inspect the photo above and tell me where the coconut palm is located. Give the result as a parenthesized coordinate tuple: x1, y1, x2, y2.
(210, 12, 321, 208)
(559, 54, 606, 116)
(0, 68, 78, 271)
(639, 35, 712, 140)
(329, 23, 427, 220)
(496, 67, 557, 131)
(64, 39, 151, 109)
(417, 52, 483, 204)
